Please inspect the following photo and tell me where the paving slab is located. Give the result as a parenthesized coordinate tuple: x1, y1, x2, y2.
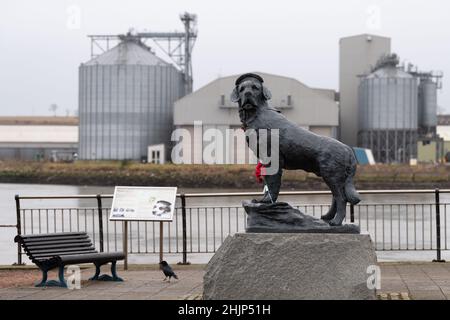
(409, 290, 446, 300)
(0, 262, 449, 300)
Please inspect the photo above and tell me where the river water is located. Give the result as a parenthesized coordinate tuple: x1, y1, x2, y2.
(1, 183, 449, 264)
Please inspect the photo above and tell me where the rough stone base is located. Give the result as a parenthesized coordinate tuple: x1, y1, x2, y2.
(203, 233, 377, 300)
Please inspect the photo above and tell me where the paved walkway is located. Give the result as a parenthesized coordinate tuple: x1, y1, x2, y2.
(379, 262, 450, 300)
(1, 262, 450, 300)
(0, 265, 203, 300)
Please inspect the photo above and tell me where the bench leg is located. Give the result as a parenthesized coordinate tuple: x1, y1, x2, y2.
(89, 261, 123, 282)
(89, 263, 101, 280)
(110, 261, 123, 281)
(35, 266, 67, 288)
(57, 265, 68, 287)
(35, 269, 48, 287)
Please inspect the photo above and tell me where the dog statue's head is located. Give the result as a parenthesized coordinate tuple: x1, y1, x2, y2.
(230, 73, 272, 111)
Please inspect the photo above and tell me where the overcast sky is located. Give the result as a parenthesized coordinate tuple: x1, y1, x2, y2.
(1, 0, 449, 116)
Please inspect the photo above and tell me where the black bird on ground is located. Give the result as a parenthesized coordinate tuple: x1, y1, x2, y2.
(159, 260, 178, 282)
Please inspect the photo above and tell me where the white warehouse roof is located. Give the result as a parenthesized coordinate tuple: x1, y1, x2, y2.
(174, 72, 339, 127)
(0, 125, 78, 144)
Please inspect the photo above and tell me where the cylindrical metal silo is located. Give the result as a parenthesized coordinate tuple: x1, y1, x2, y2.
(358, 54, 418, 163)
(79, 39, 185, 160)
(418, 77, 437, 131)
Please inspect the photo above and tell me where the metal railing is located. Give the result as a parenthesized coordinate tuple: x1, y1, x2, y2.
(11, 189, 449, 265)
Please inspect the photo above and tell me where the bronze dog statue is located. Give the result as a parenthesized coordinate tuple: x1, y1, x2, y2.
(231, 73, 360, 226)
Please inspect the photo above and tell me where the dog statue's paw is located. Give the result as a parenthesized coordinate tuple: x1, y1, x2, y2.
(252, 196, 273, 204)
(320, 214, 333, 221)
(252, 192, 276, 203)
(328, 218, 343, 226)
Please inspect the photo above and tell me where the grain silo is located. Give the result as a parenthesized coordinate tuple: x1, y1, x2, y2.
(418, 77, 438, 133)
(358, 54, 418, 163)
(78, 38, 185, 160)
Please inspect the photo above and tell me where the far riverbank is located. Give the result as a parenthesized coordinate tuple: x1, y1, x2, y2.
(1, 160, 450, 190)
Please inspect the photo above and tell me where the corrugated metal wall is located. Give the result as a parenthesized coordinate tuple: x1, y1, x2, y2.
(359, 77, 418, 131)
(79, 64, 184, 160)
(358, 67, 419, 163)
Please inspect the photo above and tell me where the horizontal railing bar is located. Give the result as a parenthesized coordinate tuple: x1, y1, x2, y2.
(16, 189, 450, 201)
(19, 202, 450, 210)
(125, 249, 450, 254)
(359, 189, 450, 195)
(16, 195, 114, 200)
(19, 207, 100, 210)
(19, 203, 450, 212)
(0, 225, 16, 228)
(181, 189, 450, 197)
(18, 203, 449, 217)
(344, 203, 450, 206)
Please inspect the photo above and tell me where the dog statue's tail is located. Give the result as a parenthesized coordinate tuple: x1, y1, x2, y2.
(344, 178, 361, 205)
(344, 149, 361, 205)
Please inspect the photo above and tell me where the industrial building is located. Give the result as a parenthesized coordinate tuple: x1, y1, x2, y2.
(338, 34, 443, 163)
(78, 38, 185, 160)
(436, 115, 450, 162)
(173, 72, 339, 164)
(78, 13, 197, 161)
(357, 53, 442, 163)
(0, 117, 78, 161)
(339, 34, 391, 147)
(358, 54, 418, 163)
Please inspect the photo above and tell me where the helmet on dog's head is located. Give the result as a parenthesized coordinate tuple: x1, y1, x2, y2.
(231, 73, 271, 103)
(235, 73, 264, 86)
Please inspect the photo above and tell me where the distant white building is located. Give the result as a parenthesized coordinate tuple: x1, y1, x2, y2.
(173, 72, 339, 164)
(0, 117, 78, 161)
(437, 115, 450, 160)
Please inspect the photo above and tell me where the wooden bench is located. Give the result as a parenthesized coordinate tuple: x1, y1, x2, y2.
(14, 232, 125, 287)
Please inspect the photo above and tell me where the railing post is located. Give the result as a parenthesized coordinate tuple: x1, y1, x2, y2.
(96, 194, 104, 252)
(123, 221, 128, 270)
(178, 193, 190, 265)
(433, 188, 445, 262)
(14, 195, 24, 265)
(350, 204, 355, 223)
(159, 221, 164, 263)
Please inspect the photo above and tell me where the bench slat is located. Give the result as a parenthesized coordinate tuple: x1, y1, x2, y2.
(25, 242, 93, 251)
(31, 249, 98, 259)
(27, 246, 96, 255)
(25, 239, 92, 247)
(19, 232, 87, 238)
(22, 235, 89, 243)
